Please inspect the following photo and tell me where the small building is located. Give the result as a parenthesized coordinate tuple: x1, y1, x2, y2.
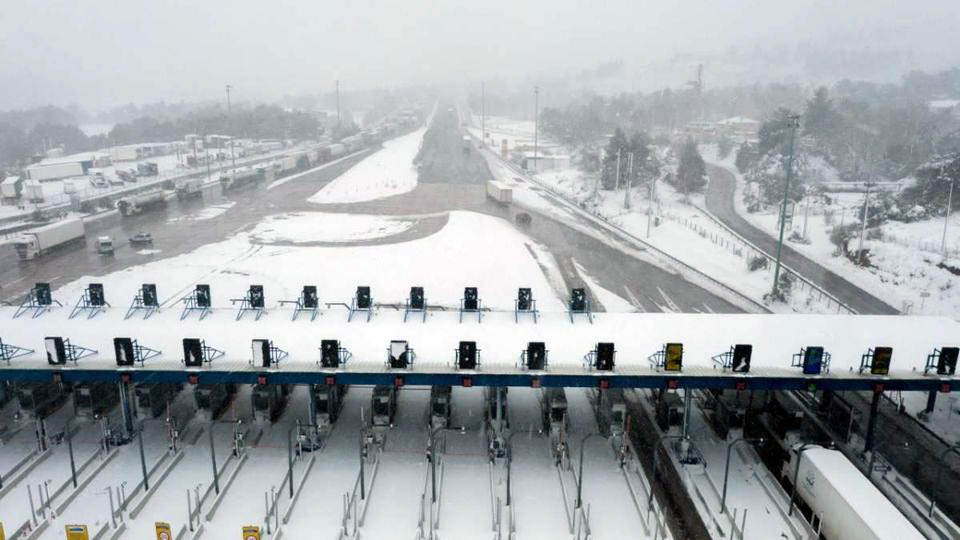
(717, 116, 761, 142)
(109, 142, 174, 162)
(1, 175, 24, 199)
(929, 99, 960, 120)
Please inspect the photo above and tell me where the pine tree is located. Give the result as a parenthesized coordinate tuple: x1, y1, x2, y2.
(601, 128, 630, 190)
(803, 87, 837, 140)
(676, 138, 707, 196)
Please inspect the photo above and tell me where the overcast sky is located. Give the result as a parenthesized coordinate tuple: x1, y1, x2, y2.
(1, 0, 958, 111)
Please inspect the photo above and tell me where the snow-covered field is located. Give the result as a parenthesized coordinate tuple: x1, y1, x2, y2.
(249, 212, 414, 244)
(45, 210, 564, 314)
(308, 127, 426, 204)
(703, 148, 960, 317)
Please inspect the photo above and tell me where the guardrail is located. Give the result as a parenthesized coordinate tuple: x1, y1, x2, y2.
(475, 141, 771, 315)
(688, 201, 857, 314)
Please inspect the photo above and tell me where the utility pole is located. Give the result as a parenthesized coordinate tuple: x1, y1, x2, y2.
(481, 81, 486, 147)
(225, 85, 236, 177)
(771, 115, 800, 298)
(858, 182, 872, 266)
(624, 152, 634, 209)
(533, 86, 539, 173)
(942, 162, 954, 255)
(614, 149, 621, 190)
(335, 80, 341, 129)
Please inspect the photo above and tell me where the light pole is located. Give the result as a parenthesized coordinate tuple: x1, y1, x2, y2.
(772, 114, 801, 298)
(648, 434, 684, 510)
(942, 162, 954, 255)
(930, 446, 960, 516)
(788, 443, 816, 516)
(533, 86, 539, 173)
(209, 421, 220, 495)
(481, 81, 486, 147)
(225, 85, 237, 177)
(720, 437, 763, 514)
(575, 432, 605, 509)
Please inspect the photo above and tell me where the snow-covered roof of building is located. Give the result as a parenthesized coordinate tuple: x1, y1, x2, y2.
(26, 152, 108, 168)
(929, 99, 960, 109)
(718, 116, 760, 125)
(1, 175, 21, 185)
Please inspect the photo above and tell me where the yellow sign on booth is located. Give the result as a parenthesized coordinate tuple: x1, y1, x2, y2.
(64, 525, 89, 540)
(155, 522, 172, 540)
(665, 343, 684, 372)
(1, 521, 6, 540)
(242, 525, 261, 540)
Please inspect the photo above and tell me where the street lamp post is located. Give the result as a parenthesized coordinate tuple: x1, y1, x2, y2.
(575, 433, 605, 509)
(942, 163, 954, 255)
(788, 443, 816, 516)
(772, 115, 801, 298)
(930, 446, 960, 516)
(720, 437, 763, 514)
(428, 426, 463, 504)
(505, 430, 526, 507)
(533, 86, 539, 173)
(647, 434, 684, 511)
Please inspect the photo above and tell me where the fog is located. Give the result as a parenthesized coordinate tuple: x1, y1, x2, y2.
(1, 0, 958, 110)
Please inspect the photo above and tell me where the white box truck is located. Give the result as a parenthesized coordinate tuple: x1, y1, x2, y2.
(486, 180, 513, 204)
(13, 218, 86, 260)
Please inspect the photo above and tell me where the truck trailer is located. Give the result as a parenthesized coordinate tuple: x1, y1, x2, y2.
(486, 181, 512, 204)
(116, 189, 168, 216)
(13, 218, 85, 260)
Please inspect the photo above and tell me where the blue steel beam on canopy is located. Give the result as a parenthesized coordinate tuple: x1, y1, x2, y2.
(0, 367, 957, 393)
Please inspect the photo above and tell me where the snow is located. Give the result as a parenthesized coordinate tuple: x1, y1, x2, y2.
(572, 258, 638, 313)
(249, 213, 414, 244)
(265, 150, 365, 191)
(308, 127, 426, 204)
(711, 156, 960, 317)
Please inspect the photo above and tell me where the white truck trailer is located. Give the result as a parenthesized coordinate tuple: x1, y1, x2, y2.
(786, 446, 924, 540)
(116, 189, 168, 216)
(13, 218, 85, 260)
(486, 180, 513, 204)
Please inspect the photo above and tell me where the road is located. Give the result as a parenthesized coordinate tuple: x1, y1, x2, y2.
(703, 163, 898, 314)
(0, 151, 373, 304)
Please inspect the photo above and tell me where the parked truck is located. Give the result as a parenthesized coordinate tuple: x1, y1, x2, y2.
(486, 180, 512, 204)
(13, 218, 85, 260)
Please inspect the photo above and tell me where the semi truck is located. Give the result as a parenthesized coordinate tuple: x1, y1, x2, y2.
(14, 218, 85, 260)
(116, 189, 168, 216)
(486, 180, 513, 204)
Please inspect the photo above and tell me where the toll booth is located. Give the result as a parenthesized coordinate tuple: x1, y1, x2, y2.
(193, 383, 236, 420)
(484, 386, 509, 431)
(371, 385, 397, 437)
(74, 382, 119, 419)
(597, 388, 627, 437)
(655, 391, 683, 431)
(311, 383, 346, 428)
(232, 285, 266, 321)
(349, 286, 374, 322)
(568, 288, 592, 324)
(541, 387, 569, 434)
(252, 384, 291, 422)
(135, 383, 183, 418)
(278, 285, 319, 321)
(17, 382, 68, 420)
(430, 385, 453, 429)
(404, 286, 427, 323)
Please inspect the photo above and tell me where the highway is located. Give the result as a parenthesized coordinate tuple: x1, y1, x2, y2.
(703, 163, 898, 314)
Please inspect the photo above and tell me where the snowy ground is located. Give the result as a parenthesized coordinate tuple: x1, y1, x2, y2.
(308, 127, 427, 205)
(703, 147, 960, 317)
(249, 213, 414, 245)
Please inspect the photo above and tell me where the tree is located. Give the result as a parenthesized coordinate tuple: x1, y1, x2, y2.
(803, 87, 837, 140)
(600, 128, 629, 190)
(899, 152, 960, 213)
(757, 108, 797, 157)
(735, 142, 758, 173)
(716, 134, 734, 160)
(675, 138, 707, 196)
